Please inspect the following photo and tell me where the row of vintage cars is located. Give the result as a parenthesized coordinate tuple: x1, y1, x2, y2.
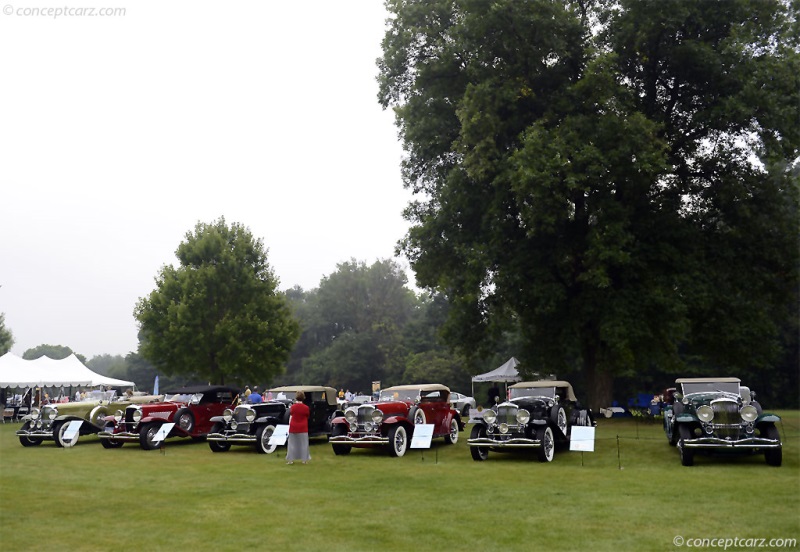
(14, 377, 783, 466)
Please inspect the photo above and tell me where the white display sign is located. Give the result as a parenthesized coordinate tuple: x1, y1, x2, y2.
(153, 422, 175, 444)
(569, 426, 596, 452)
(62, 420, 83, 447)
(268, 424, 289, 446)
(410, 424, 434, 449)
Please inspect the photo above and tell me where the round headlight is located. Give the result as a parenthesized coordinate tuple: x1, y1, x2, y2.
(364, 422, 374, 432)
(348, 422, 357, 432)
(132, 409, 142, 423)
(45, 407, 58, 420)
(483, 410, 497, 424)
(30, 408, 41, 420)
(345, 410, 357, 423)
(499, 423, 509, 434)
(697, 405, 714, 423)
(516, 409, 530, 425)
(245, 409, 256, 423)
(371, 410, 383, 424)
(223, 409, 233, 422)
(35, 419, 43, 429)
(231, 420, 238, 430)
(740, 405, 758, 423)
(114, 410, 123, 422)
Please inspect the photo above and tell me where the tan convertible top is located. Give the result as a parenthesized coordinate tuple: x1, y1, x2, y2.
(269, 385, 338, 406)
(675, 377, 740, 384)
(383, 383, 450, 393)
(510, 380, 577, 402)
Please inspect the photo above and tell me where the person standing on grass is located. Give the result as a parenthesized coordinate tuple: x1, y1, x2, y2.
(286, 390, 311, 465)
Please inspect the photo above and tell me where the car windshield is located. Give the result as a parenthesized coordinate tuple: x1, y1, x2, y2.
(682, 382, 740, 395)
(166, 393, 193, 403)
(379, 389, 419, 402)
(510, 387, 555, 399)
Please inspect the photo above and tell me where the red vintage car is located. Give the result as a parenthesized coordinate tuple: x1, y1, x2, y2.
(329, 383, 464, 457)
(97, 385, 237, 450)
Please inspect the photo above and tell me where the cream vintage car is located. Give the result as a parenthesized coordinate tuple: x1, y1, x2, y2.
(17, 393, 163, 447)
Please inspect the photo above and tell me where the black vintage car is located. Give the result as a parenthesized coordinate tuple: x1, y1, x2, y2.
(663, 377, 782, 467)
(206, 385, 341, 453)
(467, 380, 595, 462)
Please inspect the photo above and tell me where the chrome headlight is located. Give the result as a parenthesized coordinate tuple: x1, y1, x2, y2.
(516, 409, 530, 425)
(371, 410, 383, 424)
(114, 410, 123, 422)
(132, 408, 142, 423)
(35, 419, 43, 429)
(245, 409, 256, 423)
(483, 410, 497, 424)
(44, 407, 58, 420)
(740, 405, 758, 423)
(499, 423, 509, 434)
(363, 422, 374, 432)
(30, 408, 41, 420)
(696, 405, 714, 423)
(348, 422, 357, 432)
(345, 410, 357, 423)
(223, 409, 233, 422)
(231, 420, 238, 430)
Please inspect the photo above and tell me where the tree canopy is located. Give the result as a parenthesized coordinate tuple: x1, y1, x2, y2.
(379, 0, 799, 409)
(0, 313, 13, 355)
(134, 218, 300, 386)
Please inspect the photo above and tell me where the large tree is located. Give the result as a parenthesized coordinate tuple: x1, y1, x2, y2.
(0, 313, 13, 355)
(379, 0, 799, 409)
(134, 218, 300, 386)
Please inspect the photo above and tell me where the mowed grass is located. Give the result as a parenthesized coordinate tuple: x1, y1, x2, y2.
(1, 412, 798, 552)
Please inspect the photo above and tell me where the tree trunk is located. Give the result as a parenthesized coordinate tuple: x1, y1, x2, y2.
(584, 345, 614, 413)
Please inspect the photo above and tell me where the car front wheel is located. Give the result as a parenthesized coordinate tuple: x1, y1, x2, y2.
(331, 424, 352, 456)
(470, 424, 489, 461)
(763, 425, 782, 467)
(53, 422, 77, 448)
(678, 425, 694, 466)
(18, 422, 42, 447)
(139, 423, 162, 450)
(208, 422, 231, 453)
(536, 426, 554, 462)
(256, 424, 277, 454)
(388, 425, 408, 457)
(444, 418, 459, 444)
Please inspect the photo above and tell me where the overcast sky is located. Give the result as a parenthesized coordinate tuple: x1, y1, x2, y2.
(1, 1, 416, 358)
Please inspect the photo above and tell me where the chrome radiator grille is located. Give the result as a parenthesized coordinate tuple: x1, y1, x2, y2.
(712, 400, 740, 439)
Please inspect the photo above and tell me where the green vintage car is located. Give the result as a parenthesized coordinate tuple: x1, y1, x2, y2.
(663, 377, 782, 467)
(17, 393, 163, 448)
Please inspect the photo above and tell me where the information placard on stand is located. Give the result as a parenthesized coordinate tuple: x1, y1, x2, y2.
(153, 423, 175, 444)
(62, 420, 83, 448)
(569, 426, 596, 452)
(410, 424, 434, 449)
(268, 425, 289, 446)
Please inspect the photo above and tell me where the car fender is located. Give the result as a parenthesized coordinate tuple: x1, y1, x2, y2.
(757, 414, 781, 424)
(383, 415, 409, 426)
(675, 413, 696, 424)
(256, 416, 281, 425)
(331, 415, 348, 425)
(138, 416, 167, 425)
(210, 415, 225, 423)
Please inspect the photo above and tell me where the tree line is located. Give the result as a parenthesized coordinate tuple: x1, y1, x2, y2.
(2, 1, 797, 409)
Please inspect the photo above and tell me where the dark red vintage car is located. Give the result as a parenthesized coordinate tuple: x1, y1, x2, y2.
(97, 385, 237, 450)
(329, 383, 464, 457)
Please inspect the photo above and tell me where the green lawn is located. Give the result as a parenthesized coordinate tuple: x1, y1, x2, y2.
(1, 412, 798, 552)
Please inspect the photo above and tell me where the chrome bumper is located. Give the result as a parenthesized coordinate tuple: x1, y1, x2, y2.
(681, 437, 781, 449)
(206, 432, 255, 444)
(467, 437, 541, 448)
(97, 430, 140, 442)
(15, 429, 54, 440)
(329, 435, 389, 445)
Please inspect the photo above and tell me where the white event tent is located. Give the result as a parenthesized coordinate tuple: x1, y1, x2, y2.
(471, 357, 522, 399)
(0, 352, 135, 388)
